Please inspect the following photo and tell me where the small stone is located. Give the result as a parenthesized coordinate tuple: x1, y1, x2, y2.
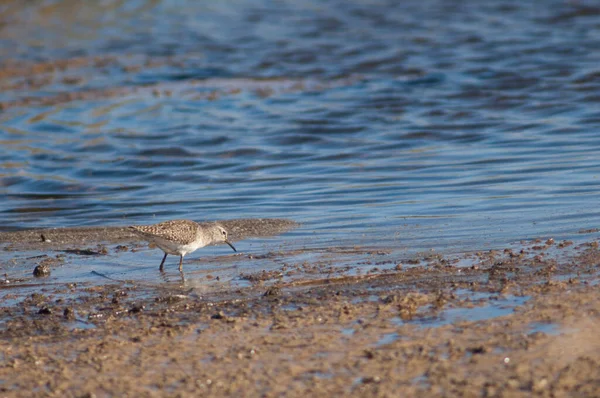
(211, 311, 226, 320)
(33, 264, 51, 277)
(362, 376, 381, 384)
(468, 345, 487, 354)
(263, 287, 281, 297)
(64, 307, 75, 320)
(38, 306, 52, 315)
(128, 304, 144, 314)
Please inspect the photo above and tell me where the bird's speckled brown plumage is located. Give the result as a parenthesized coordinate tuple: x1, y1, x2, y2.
(129, 219, 200, 245)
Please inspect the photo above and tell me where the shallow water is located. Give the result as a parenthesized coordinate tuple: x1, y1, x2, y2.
(1, 0, 600, 263)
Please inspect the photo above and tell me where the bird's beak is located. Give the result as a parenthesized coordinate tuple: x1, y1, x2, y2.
(225, 240, 237, 252)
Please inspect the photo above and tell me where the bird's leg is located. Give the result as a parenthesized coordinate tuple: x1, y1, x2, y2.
(179, 255, 184, 272)
(159, 252, 168, 271)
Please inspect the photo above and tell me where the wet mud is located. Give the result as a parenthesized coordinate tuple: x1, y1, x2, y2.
(0, 218, 298, 251)
(2, 232, 600, 397)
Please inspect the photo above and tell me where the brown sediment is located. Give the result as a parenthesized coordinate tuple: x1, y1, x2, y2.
(1, 238, 600, 396)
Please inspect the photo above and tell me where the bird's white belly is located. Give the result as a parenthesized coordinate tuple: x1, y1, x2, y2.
(152, 236, 206, 257)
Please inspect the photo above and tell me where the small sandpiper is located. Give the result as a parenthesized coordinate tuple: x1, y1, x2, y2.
(128, 219, 236, 272)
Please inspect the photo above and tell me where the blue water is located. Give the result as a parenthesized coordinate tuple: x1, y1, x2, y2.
(1, 0, 600, 257)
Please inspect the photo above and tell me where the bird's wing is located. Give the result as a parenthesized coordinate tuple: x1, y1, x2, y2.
(129, 220, 199, 244)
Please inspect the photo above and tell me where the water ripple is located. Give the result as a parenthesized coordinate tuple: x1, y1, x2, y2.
(0, 0, 598, 255)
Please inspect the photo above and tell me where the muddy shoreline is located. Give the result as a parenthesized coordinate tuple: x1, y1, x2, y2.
(1, 232, 600, 396)
(0, 218, 298, 250)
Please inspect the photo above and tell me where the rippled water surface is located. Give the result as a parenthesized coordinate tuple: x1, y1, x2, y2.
(1, 0, 600, 257)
